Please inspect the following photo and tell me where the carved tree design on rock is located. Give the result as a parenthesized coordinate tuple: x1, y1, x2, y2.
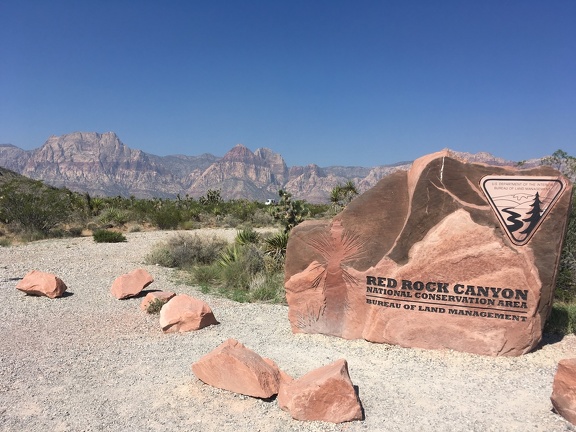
(302, 220, 365, 335)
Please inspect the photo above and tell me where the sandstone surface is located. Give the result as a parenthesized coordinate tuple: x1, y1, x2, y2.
(15, 270, 67, 298)
(284, 150, 573, 356)
(192, 339, 280, 398)
(278, 358, 363, 423)
(551, 358, 576, 424)
(110, 268, 154, 300)
(159, 294, 218, 333)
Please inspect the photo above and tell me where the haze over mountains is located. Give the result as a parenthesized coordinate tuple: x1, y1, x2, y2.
(0, 131, 523, 203)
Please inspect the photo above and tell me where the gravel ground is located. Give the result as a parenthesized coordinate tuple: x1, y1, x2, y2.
(1, 229, 576, 432)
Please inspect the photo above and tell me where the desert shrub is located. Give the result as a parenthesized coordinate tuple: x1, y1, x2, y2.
(272, 189, 310, 233)
(248, 271, 286, 303)
(0, 179, 80, 234)
(98, 207, 130, 226)
(221, 214, 242, 228)
(330, 181, 359, 214)
(235, 228, 260, 245)
(250, 208, 276, 226)
(150, 205, 181, 229)
(199, 189, 223, 205)
(218, 244, 265, 290)
(67, 226, 84, 236)
(144, 199, 184, 230)
(555, 191, 576, 303)
(179, 220, 196, 230)
(0, 237, 11, 247)
(224, 199, 263, 223)
(308, 203, 331, 219)
(19, 229, 49, 242)
(263, 231, 289, 262)
(188, 238, 286, 304)
(192, 264, 221, 287)
(93, 230, 127, 243)
(146, 298, 168, 314)
(145, 233, 227, 268)
(541, 150, 576, 303)
(545, 303, 576, 334)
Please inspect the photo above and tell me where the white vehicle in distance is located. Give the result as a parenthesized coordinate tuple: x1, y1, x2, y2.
(264, 199, 277, 205)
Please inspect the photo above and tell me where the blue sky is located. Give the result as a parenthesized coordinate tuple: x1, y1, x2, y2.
(1, 1, 574, 167)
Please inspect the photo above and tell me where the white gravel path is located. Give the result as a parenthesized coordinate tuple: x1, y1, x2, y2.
(1, 229, 575, 432)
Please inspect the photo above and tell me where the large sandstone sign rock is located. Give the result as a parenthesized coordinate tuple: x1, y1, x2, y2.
(284, 150, 573, 356)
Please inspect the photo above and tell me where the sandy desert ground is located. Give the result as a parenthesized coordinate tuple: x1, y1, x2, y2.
(1, 229, 576, 432)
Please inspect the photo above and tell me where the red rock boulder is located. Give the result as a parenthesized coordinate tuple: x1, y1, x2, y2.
(284, 150, 574, 356)
(278, 358, 362, 423)
(159, 294, 218, 333)
(140, 291, 176, 312)
(551, 358, 576, 424)
(192, 339, 281, 398)
(16, 270, 67, 298)
(110, 268, 154, 299)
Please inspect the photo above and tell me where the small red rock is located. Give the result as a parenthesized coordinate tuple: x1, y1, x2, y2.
(278, 358, 363, 423)
(159, 294, 218, 333)
(110, 268, 153, 299)
(16, 270, 67, 298)
(551, 358, 576, 425)
(140, 291, 176, 311)
(192, 339, 280, 398)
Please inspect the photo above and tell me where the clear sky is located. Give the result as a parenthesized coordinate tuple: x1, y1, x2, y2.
(1, 1, 574, 167)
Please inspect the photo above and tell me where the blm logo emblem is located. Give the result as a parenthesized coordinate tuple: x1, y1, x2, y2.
(481, 175, 566, 246)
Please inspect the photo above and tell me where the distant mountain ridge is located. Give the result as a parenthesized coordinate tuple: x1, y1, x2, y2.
(0, 131, 531, 203)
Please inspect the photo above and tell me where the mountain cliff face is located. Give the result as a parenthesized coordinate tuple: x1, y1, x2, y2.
(0, 132, 522, 203)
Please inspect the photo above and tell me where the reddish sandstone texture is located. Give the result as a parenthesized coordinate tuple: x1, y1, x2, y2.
(278, 358, 363, 423)
(551, 358, 576, 425)
(16, 270, 67, 298)
(192, 339, 280, 398)
(159, 294, 218, 333)
(284, 150, 573, 356)
(110, 268, 154, 299)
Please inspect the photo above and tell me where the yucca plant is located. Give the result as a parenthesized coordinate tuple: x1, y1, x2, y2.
(218, 244, 242, 268)
(235, 228, 260, 245)
(264, 231, 289, 261)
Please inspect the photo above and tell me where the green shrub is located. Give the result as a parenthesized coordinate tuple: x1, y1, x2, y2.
(272, 189, 310, 233)
(545, 303, 576, 334)
(98, 207, 130, 226)
(248, 272, 286, 303)
(192, 264, 221, 287)
(20, 230, 48, 242)
(149, 204, 182, 229)
(555, 190, 576, 303)
(93, 230, 127, 243)
(264, 231, 289, 261)
(0, 179, 81, 233)
(188, 240, 286, 304)
(146, 298, 168, 314)
(250, 208, 276, 227)
(145, 233, 227, 268)
(236, 228, 260, 245)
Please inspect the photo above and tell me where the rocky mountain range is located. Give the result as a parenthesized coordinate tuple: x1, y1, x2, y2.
(0, 131, 526, 203)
